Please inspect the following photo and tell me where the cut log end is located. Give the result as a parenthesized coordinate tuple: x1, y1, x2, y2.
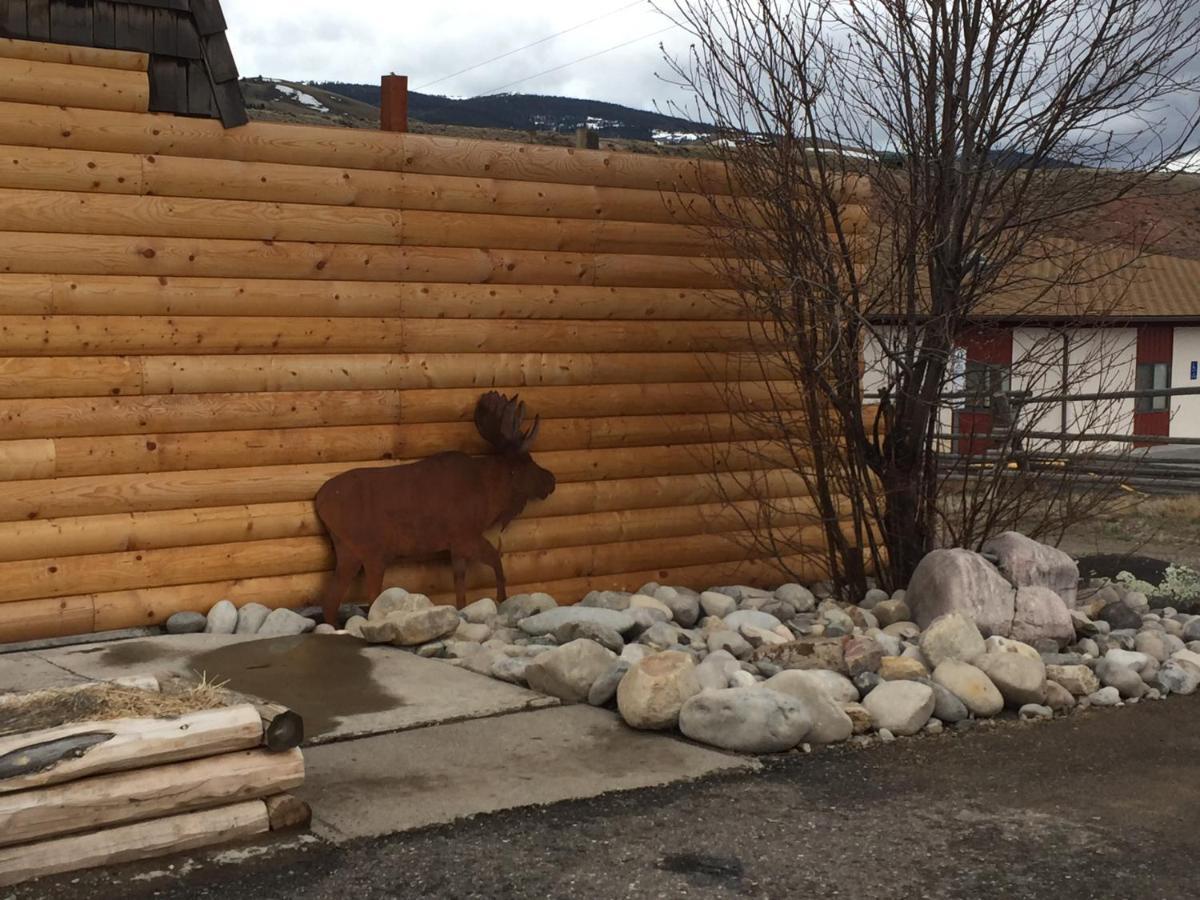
(264, 793, 311, 831)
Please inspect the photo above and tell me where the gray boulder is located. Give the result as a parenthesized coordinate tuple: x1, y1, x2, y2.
(654, 587, 700, 627)
(1098, 602, 1143, 632)
(580, 590, 633, 611)
(165, 611, 207, 635)
(760, 677, 853, 744)
(369, 588, 430, 621)
(974, 652, 1046, 707)
(1096, 659, 1147, 700)
(918, 613, 985, 669)
(699, 591, 738, 618)
(520, 606, 634, 636)
(617, 651, 701, 730)
(257, 607, 316, 637)
(724, 610, 782, 632)
(763, 668, 858, 704)
(496, 593, 558, 625)
(554, 620, 624, 654)
(234, 602, 271, 635)
(679, 687, 811, 753)
(588, 660, 631, 706)
(981, 531, 1079, 606)
(460, 597, 498, 624)
(918, 678, 970, 723)
(907, 549, 1016, 636)
(861, 681, 935, 736)
(707, 629, 752, 659)
(775, 583, 816, 612)
(525, 639, 617, 702)
(203, 600, 238, 635)
(1011, 586, 1074, 647)
(1157, 659, 1200, 695)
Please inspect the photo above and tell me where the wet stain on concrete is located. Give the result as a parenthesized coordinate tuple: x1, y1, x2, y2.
(96, 635, 403, 739)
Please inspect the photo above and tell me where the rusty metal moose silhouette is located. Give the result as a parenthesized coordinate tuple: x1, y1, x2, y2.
(314, 392, 556, 623)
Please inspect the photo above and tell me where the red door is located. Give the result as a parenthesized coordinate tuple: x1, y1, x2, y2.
(1133, 326, 1172, 445)
(955, 327, 1013, 455)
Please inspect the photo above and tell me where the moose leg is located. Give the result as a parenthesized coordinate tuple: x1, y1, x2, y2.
(322, 540, 363, 625)
(472, 537, 507, 604)
(362, 554, 387, 608)
(451, 554, 468, 608)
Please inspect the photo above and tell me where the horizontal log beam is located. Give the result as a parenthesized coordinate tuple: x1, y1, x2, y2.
(0, 469, 812, 562)
(0, 316, 757, 356)
(0, 381, 794, 439)
(0, 188, 726, 257)
(0, 500, 825, 603)
(0, 413, 768, 480)
(0, 440, 800, 521)
(0, 705, 264, 794)
(0, 274, 743, 320)
(0, 799, 271, 888)
(0, 59, 148, 114)
(0, 231, 730, 288)
(0, 39, 148, 73)
(0, 748, 303, 848)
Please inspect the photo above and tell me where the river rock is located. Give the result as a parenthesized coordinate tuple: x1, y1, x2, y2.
(629, 594, 674, 617)
(753, 638, 846, 673)
(1158, 659, 1200, 695)
(369, 588, 431, 621)
(679, 687, 809, 753)
(453, 621, 491, 642)
(588, 659, 631, 706)
(1043, 679, 1076, 710)
(922, 680, 969, 723)
(496, 593, 558, 625)
(491, 656, 532, 685)
(699, 591, 737, 618)
(919, 613, 986, 669)
(983, 635, 1041, 661)
(519, 606, 635, 636)
(932, 660, 1004, 717)
(1098, 601, 1143, 632)
(344, 615, 367, 638)
(907, 548, 1016, 636)
(1087, 686, 1122, 707)
(203, 600, 238, 635)
(554, 620, 624, 653)
(165, 611, 207, 634)
(879, 656, 928, 681)
(233, 602, 271, 635)
(974, 652, 1046, 707)
(257, 607, 316, 637)
(617, 651, 701, 730)
(386, 605, 461, 646)
(843, 703, 873, 734)
(654, 587, 700, 627)
(580, 590, 633, 611)
(707, 629, 752, 659)
(871, 599, 911, 628)
(861, 681, 935, 736)
(981, 531, 1079, 606)
(461, 597, 498, 624)
(1045, 664, 1100, 696)
(1096, 659, 1146, 699)
(639, 621, 681, 650)
(775, 583, 817, 612)
(1011, 586, 1074, 647)
(1104, 648, 1152, 672)
(1134, 631, 1170, 662)
(725, 609, 783, 632)
(764, 668, 858, 704)
(1019, 703, 1053, 720)
(844, 636, 884, 677)
(761, 677, 853, 743)
(524, 639, 617, 702)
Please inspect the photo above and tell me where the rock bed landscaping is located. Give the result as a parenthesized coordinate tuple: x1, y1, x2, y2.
(161, 531, 1200, 755)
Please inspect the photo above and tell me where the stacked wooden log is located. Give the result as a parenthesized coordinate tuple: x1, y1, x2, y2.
(0, 685, 307, 887)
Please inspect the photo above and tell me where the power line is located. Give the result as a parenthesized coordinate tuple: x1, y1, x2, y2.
(414, 0, 650, 92)
(479, 25, 677, 97)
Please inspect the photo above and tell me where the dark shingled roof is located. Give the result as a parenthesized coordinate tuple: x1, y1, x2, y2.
(0, 0, 247, 127)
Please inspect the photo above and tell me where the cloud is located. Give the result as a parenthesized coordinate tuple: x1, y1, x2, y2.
(220, 0, 693, 109)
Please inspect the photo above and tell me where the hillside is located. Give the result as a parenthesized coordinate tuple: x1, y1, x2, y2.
(239, 77, 714, 156)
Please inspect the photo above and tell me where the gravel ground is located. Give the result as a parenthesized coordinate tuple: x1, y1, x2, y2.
(14, 694, 1199, 900)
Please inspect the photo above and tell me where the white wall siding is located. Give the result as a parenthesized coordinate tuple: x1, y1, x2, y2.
(1171, 327, 1200, 439)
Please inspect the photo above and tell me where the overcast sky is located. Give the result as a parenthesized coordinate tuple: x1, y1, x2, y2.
(221, 0, 695, 110)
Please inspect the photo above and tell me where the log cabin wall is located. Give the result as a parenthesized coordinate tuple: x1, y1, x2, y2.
(0, 37, 868, 641)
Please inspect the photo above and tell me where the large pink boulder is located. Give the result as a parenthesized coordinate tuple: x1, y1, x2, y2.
(906, 549, 1016, 637)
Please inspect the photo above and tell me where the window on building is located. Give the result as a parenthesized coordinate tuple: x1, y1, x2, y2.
(1135, 362, 1170, 412)
(963, 361, 1011, 411)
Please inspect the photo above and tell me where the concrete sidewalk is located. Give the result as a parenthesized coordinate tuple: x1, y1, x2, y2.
(0, 632, 752, 847)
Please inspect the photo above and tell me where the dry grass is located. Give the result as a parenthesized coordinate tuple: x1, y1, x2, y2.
(0, 675, 231, 738)
(1056, 492, 1200, 568)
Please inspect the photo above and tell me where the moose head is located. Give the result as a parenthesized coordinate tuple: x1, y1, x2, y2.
(314, 392, 556, 623)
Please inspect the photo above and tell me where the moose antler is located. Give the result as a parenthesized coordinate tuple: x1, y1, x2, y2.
(474, 391, 540, 452)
